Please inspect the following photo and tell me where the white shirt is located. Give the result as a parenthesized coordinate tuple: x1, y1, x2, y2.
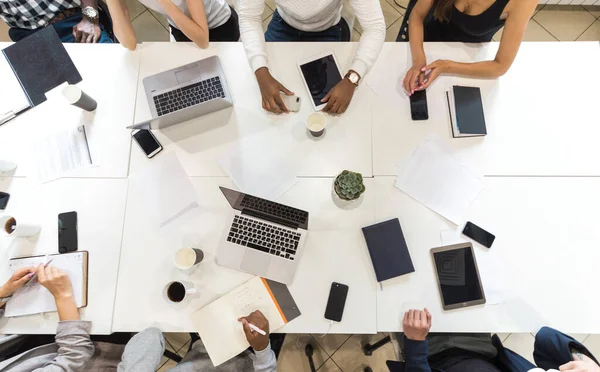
(139, 0, 231, 29)
(238, 0, 385, 78)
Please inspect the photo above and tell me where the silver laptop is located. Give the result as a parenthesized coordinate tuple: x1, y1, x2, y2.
(128, 56, 233, 130)
(217, 187, 310, 285)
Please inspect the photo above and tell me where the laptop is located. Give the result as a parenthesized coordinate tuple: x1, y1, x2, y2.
(217, 187, 310, 285)
(128, 56, 233, 130)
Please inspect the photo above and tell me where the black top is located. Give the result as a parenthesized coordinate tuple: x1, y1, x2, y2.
(424, 0, 508, 42)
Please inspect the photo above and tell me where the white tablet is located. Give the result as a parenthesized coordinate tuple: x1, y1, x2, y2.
(297, 52, 343, 111)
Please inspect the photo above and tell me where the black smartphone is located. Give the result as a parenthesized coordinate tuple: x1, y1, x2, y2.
(58, 211, 78, 253)
(0, 192, 9, 210)
(463, 221, 495, 248)
(132, 129, 162, 158)
(324, 282, 349, 322)
(410, 89, 429, 120)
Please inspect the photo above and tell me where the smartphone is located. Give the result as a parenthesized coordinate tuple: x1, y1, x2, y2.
(463, 221, 495, 248)
(324, 282, 349, 322)
(410, 89, 429, 120)
(132, 129, 162, 158)
(58, 211, 78, 253)
(280, 93, 301, 112)
(0, 192, 9, 210)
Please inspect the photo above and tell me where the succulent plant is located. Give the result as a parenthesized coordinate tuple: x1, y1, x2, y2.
(334, 170, 366, 201)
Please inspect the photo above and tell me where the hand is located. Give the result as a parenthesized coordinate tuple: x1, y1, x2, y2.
(403, 308, 432, 341)
(419, 60, 452, 90)
(403, 60, 427, 96)
(560, 355, 600, 371)
(238, 310, 270, 351)
(73, 17, 102, 43)
(255, 67, 293, 114)
(321, 78, 355, 115)
(37, 266, 74, 300)
(0, 267, 36, 297)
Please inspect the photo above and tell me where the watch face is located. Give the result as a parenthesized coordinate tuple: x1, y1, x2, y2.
(350, 74, 359, 84)
(84, 7, 98, 18)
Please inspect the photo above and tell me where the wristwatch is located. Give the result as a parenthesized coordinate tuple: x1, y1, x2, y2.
(345, 70, 361, 87)
(82, 6, 99, 21)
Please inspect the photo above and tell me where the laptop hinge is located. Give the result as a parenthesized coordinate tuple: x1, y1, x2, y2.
(241, 209, 299, 230)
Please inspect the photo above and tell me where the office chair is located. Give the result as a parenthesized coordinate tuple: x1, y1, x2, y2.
(305, 343, 373, 372)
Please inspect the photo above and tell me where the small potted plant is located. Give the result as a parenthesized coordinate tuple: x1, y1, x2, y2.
(333, 170, 366, 201)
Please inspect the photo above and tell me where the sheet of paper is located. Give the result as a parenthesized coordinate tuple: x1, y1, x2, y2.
(34, 125, 93, 183)
(192, 277, 286, 366)
(218, 141, 299, 201)
(129, 152, 200, 230)
(395, 137, 483, 224)
(5, 253, 85, 317)
(0, 54, 30, 120)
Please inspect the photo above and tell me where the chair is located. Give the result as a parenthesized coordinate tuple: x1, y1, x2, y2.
(395, 0, 433, 42)
(305, 343, 373, 372)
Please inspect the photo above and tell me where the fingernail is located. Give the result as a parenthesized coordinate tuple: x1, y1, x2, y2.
(27, 273, 34, 277)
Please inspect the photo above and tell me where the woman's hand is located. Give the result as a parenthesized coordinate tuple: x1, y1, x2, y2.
(0, 267, 36, 297)
(38, 266, 74, 300)
(420, 60, 452, 90)
(403, 60, 427, 96)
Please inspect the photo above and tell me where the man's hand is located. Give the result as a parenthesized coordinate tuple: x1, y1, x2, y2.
(238, 310, 270, 351)
(403, 308, 432, 341)
(0, 267, 36, 298)
(255, 67, 293, 114)
(38, 266, 74, 300)
(73, 17, 102, 43)
(560, 354, 600, 372)
(321, 78, 355, 115)
(419, 60, 452, 90)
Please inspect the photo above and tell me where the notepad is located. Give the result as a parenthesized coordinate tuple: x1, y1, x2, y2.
(446, 86, 487, 138)
(191, 277, 301, 367)
(5, 252, 88, 317)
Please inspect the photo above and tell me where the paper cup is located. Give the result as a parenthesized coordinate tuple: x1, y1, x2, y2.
(62, 85, 97, 112)
(164, 281, 197, 303)
(174, 247, 204, 270)
(0, 215, 41, 237)
(306, 112, 327, 137)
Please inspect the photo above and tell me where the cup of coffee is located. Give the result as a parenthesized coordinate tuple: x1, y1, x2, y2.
(0, 215, 41, 237)
(306, 112, 327, 137)
(62, 85, 98, 112)
(174, 247, 204, 270)
(164, 281, 197, 303)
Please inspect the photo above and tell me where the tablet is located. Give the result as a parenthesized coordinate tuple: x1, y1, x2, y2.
(431, 243, 486, 310)
(297, 52, 343, 111)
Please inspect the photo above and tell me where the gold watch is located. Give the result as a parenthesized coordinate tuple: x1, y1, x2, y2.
(345, 70, 361, 86)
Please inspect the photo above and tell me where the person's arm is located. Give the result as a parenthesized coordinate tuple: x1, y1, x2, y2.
(155, 0, 210, 48)
(0, 267, 36, 311)
(107, 0, 137, 50)
(403, 0, 434, 95)
(73, 0, 103, 43)
(403, 309, 433, 372)
(238, 310, 277, 372)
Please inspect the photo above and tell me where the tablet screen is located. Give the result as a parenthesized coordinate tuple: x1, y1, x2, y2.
(299, 55, 342, 108)
(433, 247, 483, 306)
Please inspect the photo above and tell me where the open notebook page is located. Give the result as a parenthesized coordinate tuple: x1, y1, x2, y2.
(0, 54, 30, 119)
(5, 252, 86, 317)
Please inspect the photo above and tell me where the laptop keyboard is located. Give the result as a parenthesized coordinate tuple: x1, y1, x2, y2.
(153, 76, 225, 117)
(240, 195, 308, 226)
(227, 215, 301, 261)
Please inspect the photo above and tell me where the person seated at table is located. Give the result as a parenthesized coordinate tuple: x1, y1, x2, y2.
(0, 0, 113, 43)
(239, 0, 385, 115)
(401, 0, 537, 96)
(0, 265, 94, 371)
(116, 310, 278, 371)
(530, 327, 600, 372)
(107, 0, 239, 50)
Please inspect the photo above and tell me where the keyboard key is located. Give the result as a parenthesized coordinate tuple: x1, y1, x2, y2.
(247, 242, 269, 253)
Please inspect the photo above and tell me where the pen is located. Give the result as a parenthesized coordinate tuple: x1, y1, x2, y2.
(248, 322, 266, 336)
(25, 256, 54, 287)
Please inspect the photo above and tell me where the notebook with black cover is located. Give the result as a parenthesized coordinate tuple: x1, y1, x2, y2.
(2, 26, 82, 108)
(361, 218, 415, 283)
(446, 86, 487, 138)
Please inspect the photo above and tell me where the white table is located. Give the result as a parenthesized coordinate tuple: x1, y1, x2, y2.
(112, 175, 377, 334)
(370, 42, 600, 176)
(131, 42, 373, 178)
(374, 176, 600, 334)
(0, 43, 139, 179)
(0, 177, 127, 334)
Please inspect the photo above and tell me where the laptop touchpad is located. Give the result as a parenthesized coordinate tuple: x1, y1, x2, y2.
(175, 64, 202, 85)
(240, 250, 270, 276)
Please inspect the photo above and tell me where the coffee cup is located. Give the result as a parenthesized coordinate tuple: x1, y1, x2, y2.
(306, 112, 327, 137)
(174, 247, 204, 270)
(164, 281, 197, 303)
(62, 85, 98, 112)
(0, 215, 41, 237)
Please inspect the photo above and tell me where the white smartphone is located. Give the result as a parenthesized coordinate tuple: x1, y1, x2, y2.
(132, 129, 162, 158)
(280, 93, 301, 112)
(297, 51, 343, 111)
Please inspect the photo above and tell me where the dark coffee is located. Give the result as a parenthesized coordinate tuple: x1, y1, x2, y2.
(4, 217, 16, 234)
(167, 282, 186, 302)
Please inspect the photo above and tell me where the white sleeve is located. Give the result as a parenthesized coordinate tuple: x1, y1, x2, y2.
(349, 0, 386, 78)
(239, 0, 269, 72)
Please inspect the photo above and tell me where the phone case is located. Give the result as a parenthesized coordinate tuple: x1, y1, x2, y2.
(280, 94, 301, 112)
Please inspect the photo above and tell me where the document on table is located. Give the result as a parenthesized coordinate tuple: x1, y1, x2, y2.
(128, 152, 199, 229)
(34, 125, 93, 183)
(395, 137, 483, 224)
(0, 54, 29, 124)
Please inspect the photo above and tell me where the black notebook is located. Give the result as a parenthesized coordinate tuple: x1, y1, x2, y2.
(446, 86, 487, 138)
(361, 218, 415, 283)
(2, 26, 82, 107)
